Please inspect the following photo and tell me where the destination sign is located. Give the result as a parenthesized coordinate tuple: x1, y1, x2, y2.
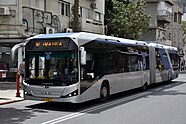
(35, 41, 64, 47)
(26, 39, 72, 50)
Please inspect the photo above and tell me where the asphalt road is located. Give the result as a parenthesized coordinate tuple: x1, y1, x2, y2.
(1, 74, 186, 124)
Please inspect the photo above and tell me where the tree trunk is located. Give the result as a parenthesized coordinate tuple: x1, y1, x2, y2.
(73, 0, 80, 32)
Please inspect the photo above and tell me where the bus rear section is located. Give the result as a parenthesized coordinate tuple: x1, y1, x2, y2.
(148, 43, 179, 84)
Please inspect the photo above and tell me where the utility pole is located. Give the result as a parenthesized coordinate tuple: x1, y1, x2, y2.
(44, 0, 46, 12)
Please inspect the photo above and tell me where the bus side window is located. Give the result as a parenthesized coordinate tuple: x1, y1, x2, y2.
(82, 60, 95, 80)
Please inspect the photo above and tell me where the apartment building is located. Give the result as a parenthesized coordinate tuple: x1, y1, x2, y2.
(176, 0, 186, 59)
(142, 0, 183, 50)
(176, 0, 186, 20)
(0, 0, 105, 70)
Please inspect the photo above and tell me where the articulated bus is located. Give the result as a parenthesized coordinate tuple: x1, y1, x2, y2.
(11, 32, 179, 103)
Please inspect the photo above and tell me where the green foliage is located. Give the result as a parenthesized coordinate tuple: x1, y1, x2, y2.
(182, 21, 186, 34)
(106, 0, 150, 40)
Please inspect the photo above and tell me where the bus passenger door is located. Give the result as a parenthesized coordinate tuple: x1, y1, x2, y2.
(156, 48, 171, 82)
(127, 55, 143, 89)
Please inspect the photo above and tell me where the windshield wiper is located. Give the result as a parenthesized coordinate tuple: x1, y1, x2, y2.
(60, 78, 69, 84)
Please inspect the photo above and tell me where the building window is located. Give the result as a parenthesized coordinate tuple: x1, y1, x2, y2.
(0, 0, 16, 5)
(82, 7, 93, 19)
(183, 5, 186, 13)
(169, 33, 171, 40)
(60, 1, 70, 17)
(79, 7, 82, 17)
(162, 32, 165, 40)
(35, 0, 44, 10)
(174, 12, 177, 22)
(158, 31, 160, 37)
(95, 12, 101, 21)
(178, 12, 182, 24)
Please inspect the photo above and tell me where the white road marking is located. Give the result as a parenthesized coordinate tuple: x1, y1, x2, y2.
(42, 91, 150, 124)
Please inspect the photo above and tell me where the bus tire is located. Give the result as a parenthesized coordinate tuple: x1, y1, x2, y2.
(100, 82, 110, 102)
(141, 83, 148, 91)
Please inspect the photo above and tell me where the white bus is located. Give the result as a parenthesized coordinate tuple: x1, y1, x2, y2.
(11, 32, 179, 103)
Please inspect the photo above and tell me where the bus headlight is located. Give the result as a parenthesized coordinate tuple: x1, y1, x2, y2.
(62, 89, 78, 98)
(24, 90, 33, 96)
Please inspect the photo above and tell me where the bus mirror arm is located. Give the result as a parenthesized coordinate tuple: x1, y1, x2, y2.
(11, 43, 26, 62)
(80, 47, 86, 65)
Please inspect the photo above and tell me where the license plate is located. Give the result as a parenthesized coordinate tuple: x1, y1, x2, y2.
(42, 98, 53, 102)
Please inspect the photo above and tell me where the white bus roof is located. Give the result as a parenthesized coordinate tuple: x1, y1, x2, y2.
(27, 32, 148, 46)
(148, 43, 178, 51)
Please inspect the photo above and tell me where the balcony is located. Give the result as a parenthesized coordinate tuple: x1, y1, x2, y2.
(146, 0, 174, 5)
(146, 0, 159, 2)
(79, 18, 104, 34)
(157, 10, 172, 23)
(0, 24, 25, 38)
(162, 0, 174, 6)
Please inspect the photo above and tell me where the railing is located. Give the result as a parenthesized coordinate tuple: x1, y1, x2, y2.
(146, 0, 174, 5)
(80, 18, 104, 34)
(158, 10, 172, 17)
(163, 0, 174, 5)
(157, 9, 172, 22)
(146, 0, 159, 2)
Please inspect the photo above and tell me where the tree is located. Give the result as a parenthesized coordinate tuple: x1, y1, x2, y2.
(105, 0, 150, 40)
(182, 21, 186, 34)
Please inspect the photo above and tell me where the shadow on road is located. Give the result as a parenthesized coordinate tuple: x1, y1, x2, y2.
(26, 81, 186, 114)
(0, 107, 42, 124)
(0, 105, 50, 124)
(148, 81, 186, 96)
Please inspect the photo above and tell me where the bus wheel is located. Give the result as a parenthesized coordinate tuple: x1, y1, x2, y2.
(141, 83, 148, 91)
(100, 82, 109, 102)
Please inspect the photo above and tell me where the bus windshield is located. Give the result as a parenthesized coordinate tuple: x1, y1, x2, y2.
(169, 53, 179, 71)
(26, 51, 78, 84)
(25, 50, 78, 86)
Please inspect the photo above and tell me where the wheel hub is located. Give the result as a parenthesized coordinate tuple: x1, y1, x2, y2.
(101, 87, 107, 97)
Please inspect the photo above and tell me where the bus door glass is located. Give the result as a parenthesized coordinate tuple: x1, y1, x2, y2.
(158, 48, 170, 70)
(169, 51, 179, 71)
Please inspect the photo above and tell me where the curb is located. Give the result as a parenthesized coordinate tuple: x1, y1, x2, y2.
(179, 71, 186, 74)
(0, 99, 24, 105)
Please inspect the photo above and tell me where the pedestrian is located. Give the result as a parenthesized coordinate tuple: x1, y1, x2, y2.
(19, 58, 25, 84)
(181, 60, 184, 71)
(183, 59, 185, 70)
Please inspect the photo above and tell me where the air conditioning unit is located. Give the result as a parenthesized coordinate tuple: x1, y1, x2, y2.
(69, 19, 74, 28)
(90, 2, 96, 9)
(64, 28, 73, 33)
(44, 27, 55, 34)
(0, 6, 10, 15)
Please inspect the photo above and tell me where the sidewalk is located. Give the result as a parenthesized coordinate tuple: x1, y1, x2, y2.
(0, 81, 23, 105)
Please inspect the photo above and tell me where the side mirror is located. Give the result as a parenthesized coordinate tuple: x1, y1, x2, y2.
(80, 47, 86, 65)
(11, 43, 26, 62)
